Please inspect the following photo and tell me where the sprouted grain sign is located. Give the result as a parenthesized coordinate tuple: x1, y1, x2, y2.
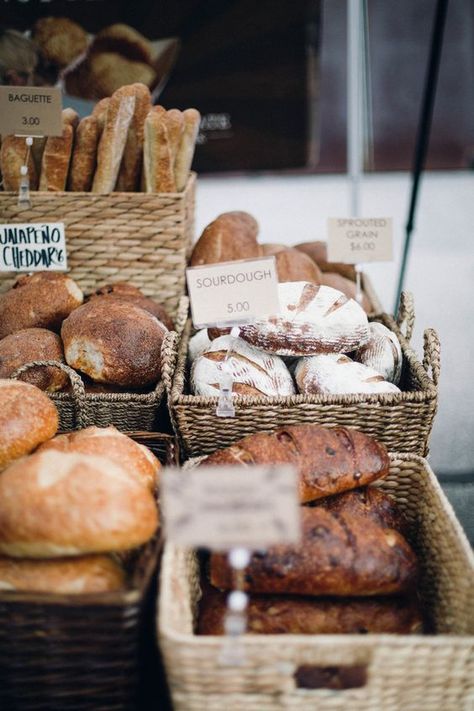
(0, 223, 67, 271)
(327, 218, 393, 263)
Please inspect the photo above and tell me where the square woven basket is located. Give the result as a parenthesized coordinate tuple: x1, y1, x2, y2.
(0, 431, 177, 711)
(165, 292, 439, 458)
(158, 454, 474, 711)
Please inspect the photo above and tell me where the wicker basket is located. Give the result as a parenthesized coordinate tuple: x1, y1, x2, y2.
(158, 454, 474, 711)
(165, 292, 439, 458)
(0, 174, 196, 316)
(10, 296, 189, 432)
(0, 431, 177, 711)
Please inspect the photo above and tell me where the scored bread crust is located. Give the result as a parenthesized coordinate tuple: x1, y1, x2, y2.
(354, 322, 403, 385)
(67, 115, 101, 192)
(295, 353, 400, 395)
(321, 272, 372, 314)
(174, 108, 200, 191)
(87, 288, 174, 330)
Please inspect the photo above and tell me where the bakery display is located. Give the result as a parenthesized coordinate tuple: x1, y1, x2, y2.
(0, 328, 68, 392)
(295, 353, 401, 395)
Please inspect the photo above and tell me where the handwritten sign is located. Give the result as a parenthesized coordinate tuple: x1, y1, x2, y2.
(0, 86, 62, 137)
(327, 217, 393, 263)
(162, 464, 301, 550)
(0, 223, 67, 272)
(186, 256, 280, 328)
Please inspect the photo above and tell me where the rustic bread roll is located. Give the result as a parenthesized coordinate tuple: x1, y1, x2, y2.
(143, 110, 176, 192)
(275, 248, 322, 284)
(295, 241, 357, 281)
(38, 426, 160, 492)
(39, 109, 77, 191)
(87, 284, 174, 330)
(0, 554, 125, 594)
(0, 272, 83, 340)
(191, 335, 295, 397)
(61, 299, 167, 388)
(116, 83, 151, 191)
(67, 115, 101, 192)
(190, 211, 260, 266)
(319, 487, 410, 537)
(32, 17, 88, 67)
(354, 322, 403, 385)
(188, 329, 211, 363)
(87, 52, 156, 100)
(198, 583, 423, 635)
(238, 282, 369, 356)
(260, 243, 287, 256)
(200, 425, 389, 503)
(0, 328, 68, 392)
(210, 506, 418, 596)
(91, 23, 154, 65)
(321, 272, 372, 314)
(1, 135, 38, 191)
(0, 450, 158, 557)
(295, 354, 400, 396)
(0, 380, 58, 471)
(174, 108, 200, 191)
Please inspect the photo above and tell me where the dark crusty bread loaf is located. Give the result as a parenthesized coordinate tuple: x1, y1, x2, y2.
(190, 211, 260, 266)
(200, 425, 389, 504)
(210, 506, 418, 596)
(318, 487, 410, 537)
(87, 283, 174, 330)
(0, 328, 68, 392)
(198, 580, 423, 635)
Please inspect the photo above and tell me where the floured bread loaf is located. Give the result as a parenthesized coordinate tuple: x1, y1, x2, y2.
(188, 329, 211, 363)
(354, 322, 403, 385)
(295, 353, 400, 395)
(239, 282, 370, 356)
(191, 335, 295, 397)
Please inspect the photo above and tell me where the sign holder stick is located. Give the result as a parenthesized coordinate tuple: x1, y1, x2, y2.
(18, 136, 33, 207)
(219, 547, 251, 666)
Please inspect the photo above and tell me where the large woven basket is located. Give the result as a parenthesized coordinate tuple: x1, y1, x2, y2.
(0, 174, 196, 316)
(158, 454, 474, 711)
(10, 296, 189, 432)
(165, 292, 439, 458)
(0, 431, 177, 711)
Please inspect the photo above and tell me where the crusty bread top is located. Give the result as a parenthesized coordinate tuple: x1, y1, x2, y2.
(190, 211, 260, 266)
(116, 82, 151, 191)
(275, 248, 322, 284)
(0, 327, 68, 392)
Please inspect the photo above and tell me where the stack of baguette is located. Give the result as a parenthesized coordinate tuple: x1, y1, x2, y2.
(0, 82, 200, 194)
(0, 381, 160, 594)
(197, 424, 423, 635)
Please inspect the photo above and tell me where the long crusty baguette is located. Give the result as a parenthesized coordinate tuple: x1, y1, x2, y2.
(67, 115, 101, 192)
(174, 107, 200, 191)
(116, 83, 151, 191)
(200, 424, 389, 503)
(1, 136, 38, 191)
(62, 108, 79, 129)
(92, 86, 136, 193)
(92, 97, 110, 132)
(39, 110, 76, 191)
(140, 105, 165, 190)
(143, 110, 176, 192)
(164, 109, 184, 166)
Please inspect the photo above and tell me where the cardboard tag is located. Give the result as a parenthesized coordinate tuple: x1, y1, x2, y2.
(162, 464, 301, 550)
(0, 87, 63, 137)
(186, 256, 279, 329)
(0, 223, 67, 272)
(327, 217, 393, 263)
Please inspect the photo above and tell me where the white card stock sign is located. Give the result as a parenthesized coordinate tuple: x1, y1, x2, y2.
(162, 464, 301, 550)
(0, 86, 63, 137)
(327, 217, 393, 263)
(0, 223, 67, 272)
(186, 256, 279, 328)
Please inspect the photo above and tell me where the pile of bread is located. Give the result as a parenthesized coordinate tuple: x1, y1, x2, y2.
(1, 82, 199, 194)
(197, 424, 422, 635)
(0, 380, 160, 594)
(188, 212, 402, 398)
(0, 272, 173, 391)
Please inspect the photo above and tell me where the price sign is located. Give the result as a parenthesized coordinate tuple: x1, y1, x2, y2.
(186, 256, 280, 329)
(162, 464, 301, 550)
(0, 87, 62, 137)
(327, 217, 393, 263)
(0, 223, 67, 272)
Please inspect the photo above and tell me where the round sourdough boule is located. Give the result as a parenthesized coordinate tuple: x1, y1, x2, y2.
(0, 328, 68, 392)
(0, 554, 125, 594)
(191, 335, 295, 397)
(295, 241, 357, 281)
(0, 380, 59, 471)
(321, 272, 372, 314)
(275, 248, 322, 284)
(32, 16, 88, 68)
(61, 299, 167, 388)
(239, 282, 370, 356)
(87, 284, 174, 330)
(190, 211, 260, 266)
(295, 353, 401, 395)
(0, 450, 159, 558)
(0, 272, 84, 339)
(38, 426, 160, 491)
(354, 322, 403, 385)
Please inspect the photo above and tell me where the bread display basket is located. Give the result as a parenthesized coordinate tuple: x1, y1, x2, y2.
(158, 453, 474, 711)
(0, 431, 177, 711)
(166, 292, 439, 458)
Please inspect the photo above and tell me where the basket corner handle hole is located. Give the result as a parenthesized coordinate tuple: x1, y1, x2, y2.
(294, 665, 368, 690)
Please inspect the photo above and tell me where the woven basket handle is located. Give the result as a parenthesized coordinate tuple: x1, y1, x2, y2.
(422, 328, 441, 387)
(161, 330, 180, 397)
(396, 291, 415, 342)
(10, 360, 89, 428)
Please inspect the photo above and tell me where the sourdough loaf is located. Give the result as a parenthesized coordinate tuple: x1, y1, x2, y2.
(354, 322, 403, 385)
(318, 487, 410, 537)
(275, 248, 322, 284)
(295, 353, 400, 395)
(0, 328, 68, 392)
(190, 211, 260, 266)
(295, 241, 357, 280)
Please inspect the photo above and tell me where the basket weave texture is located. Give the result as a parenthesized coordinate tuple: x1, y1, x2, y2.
(0, 174, 196, 316)
(165, 292, 439, 458)
(158, 454, 474, 711)
(0, 432, 176, 711)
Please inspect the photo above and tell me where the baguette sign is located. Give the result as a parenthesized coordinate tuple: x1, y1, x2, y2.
(0, 86, 62, 137)
(327, 217, 393, 263)
(186, 256, 280, 328)
(161, 464, 301, 550)
(0, 223, 67, 272)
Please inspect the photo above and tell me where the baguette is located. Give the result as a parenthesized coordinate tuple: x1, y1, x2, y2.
(62, 108, 79, 129)
(174, 107, 200, 191)
(92, 86, 136, 193)
(116, 82, 151, 191)
(1, 136, 38, 191)
(164, 108, 184, 166)
(200, 425, 389, 503)
(143, 111, 176, 192)
(210, 506, 418, 596)
(39, 109, 76, 191)
(67, 115, 101, 192)
(92, 97, 110, 132)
